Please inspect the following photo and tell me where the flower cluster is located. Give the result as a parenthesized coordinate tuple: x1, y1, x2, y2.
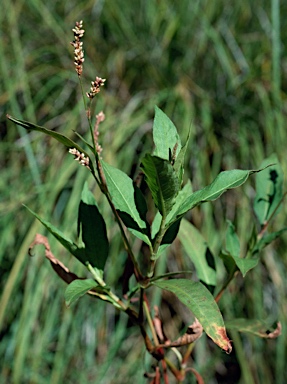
(86, 77, 106, 99)
(70, 21, 85, 76)
(68, 148, 90, 169)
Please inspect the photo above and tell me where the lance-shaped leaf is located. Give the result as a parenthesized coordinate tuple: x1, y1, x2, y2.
(102, 160, 150, 245)
(225, 318, 281, 339)
(173, 127, 191, 185)
(224, 221, 258, 276)
(77, 183, 109, 270)
(252, 227, 287, 255)
(7, 115, 95, 173)
(153, 106, 181, 160)
(178, 219, 216, 289)
(25, 205, 79, 255)
(254, 154, 283, 226)
(141, 154, 180, 217)
(167, 169, 258, 225)
(25, 204, 105, 268)
(65, 279, 108, 307)
(153, 279, 232, 353)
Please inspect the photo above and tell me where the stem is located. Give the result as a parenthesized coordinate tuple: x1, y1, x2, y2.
(182, 342, 194, 366)
(78, 76, 97, 153)
(105, 192, 144, 281)
(148, 214, 166, 277)
(215, 268, 238, 303)
(79, 97, 144, 281)
(86, 262, 106, 286)
(164, 357, 184, 382)
(144, 300, 159, 346)
(139, 323, 156, 355)
(139, 287, 144, 323)
(86, 262, 130, 312)
(161, 359, 169, 384)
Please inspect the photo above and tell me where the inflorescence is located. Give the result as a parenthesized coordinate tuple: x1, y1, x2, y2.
(71, 20, 85, 76)
(86, 77, 106, 99)
(68, 148, 90, 169)
(70, 21, 106, 164)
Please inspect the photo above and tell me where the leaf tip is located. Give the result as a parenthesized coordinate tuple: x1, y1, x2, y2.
(215, 326, 232, 354)
(266, 321, 282, 339)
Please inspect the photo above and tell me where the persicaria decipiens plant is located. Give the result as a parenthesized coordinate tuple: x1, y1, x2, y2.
(7, 21, 283, 383)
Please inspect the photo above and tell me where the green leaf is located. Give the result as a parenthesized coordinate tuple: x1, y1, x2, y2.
(168, 169, 257, 225)
(102, 161, 151, 245)
(141, 154, 180, 217)
(254, 154, 283, 225)
(24, 205, 79, 255)
(178, 219, 216, 288)
(219, 220, 240, 277)
(173, 127, 191, 185)
(150, 212, 182, 256)
(225, 318, 281, 338)
(253, 227, 287, 255)
(233, 257, 258, 277)
(25, 199, 108, 269)
(224, 221, 258, 276)
(65, 279, 100, 307)
(7, 115, 95, 173)
(219, 251, 237, 276)
(153, 106, 181, 161)
(225, 221, 240, 258)
(153, 279, 232, 353)
(77, 183, 109, 270)
(165, 180, 193, 226)
(74, 131, 94, 151)
(150, 182, 192, 255)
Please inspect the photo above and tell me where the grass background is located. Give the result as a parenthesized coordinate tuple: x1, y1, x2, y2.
(1, 0, 287, 383)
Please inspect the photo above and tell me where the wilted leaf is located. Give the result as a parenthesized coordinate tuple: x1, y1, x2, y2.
(225, 318, 281, 338)
(29, 234, 80, 284)
(153, 279, 232, 353)
(164, 318, 203, 347)
(29, 234, 112, 303)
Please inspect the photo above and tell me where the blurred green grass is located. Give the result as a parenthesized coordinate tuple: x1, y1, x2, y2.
(1, 0, 287, 383)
